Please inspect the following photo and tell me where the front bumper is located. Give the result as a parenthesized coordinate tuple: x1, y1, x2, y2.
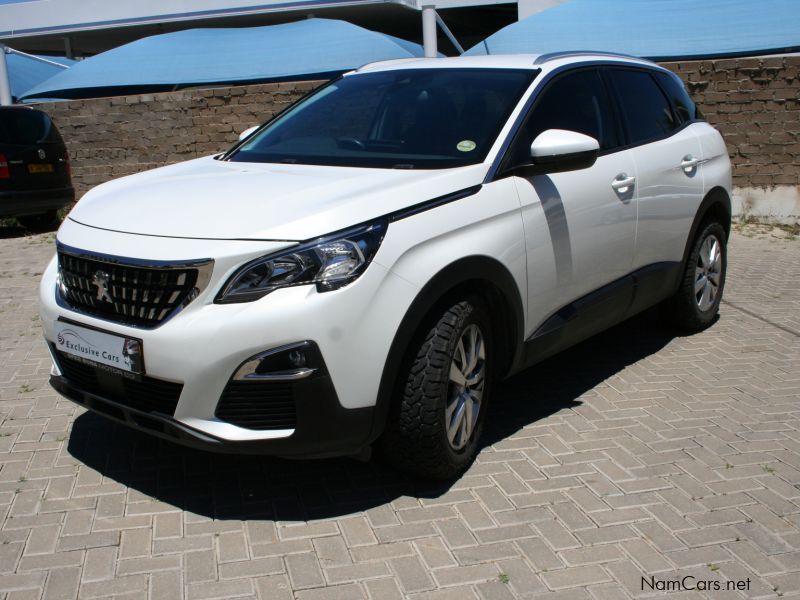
(50, 355, 374, 458)
(40, 220, 421, 457)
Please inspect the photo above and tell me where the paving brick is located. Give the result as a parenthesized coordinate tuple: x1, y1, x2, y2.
(254, 574, 293, 600)
(81, 546, 117, 582)
(325, 561, 391, 584)
(364, 577, 404, 600)
(415, 537, 457, 569)
(390, 556, 435, 593)
(432, 564, 498, 587)
(540, 565, 612, 590)
(560, 544, 623, 566)
(286, 553, 325, 589)
(150, 570, 183, 600)
(186, 579, 253, 599)
(452, 541, 518, 565)
(295, 583, 366, 600)
(42, 566, 81, 600)
(496, 557, 546, 595)
(312, 536, 352, 568)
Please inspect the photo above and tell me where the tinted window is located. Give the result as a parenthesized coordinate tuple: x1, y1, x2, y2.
(609, 70, 678, 144)
(229, 68, 536, 169)
(519, 69, 619, 158)
(0, 109, 62, 145)
(654, 71, 701, 123)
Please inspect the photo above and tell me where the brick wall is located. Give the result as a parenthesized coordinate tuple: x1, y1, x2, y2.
(35, 55, 800, 205)
(39, 81, 323, 199)
(661, 55, 800, 189)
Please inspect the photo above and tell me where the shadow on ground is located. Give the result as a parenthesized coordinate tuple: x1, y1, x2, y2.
(0, 220, 59, 239)
(67, 308, 679, 520)
(0, 221, 29, 239)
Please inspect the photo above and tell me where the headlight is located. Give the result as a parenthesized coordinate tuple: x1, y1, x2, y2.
(216, 219, 387, 303)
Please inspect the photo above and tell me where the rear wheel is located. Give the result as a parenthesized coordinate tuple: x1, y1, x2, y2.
(380, 297, 492, 480)
(664, 221, 727, 331)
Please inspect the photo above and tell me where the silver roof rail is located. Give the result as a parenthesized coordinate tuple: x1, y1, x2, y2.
(533, 50, 649, 66)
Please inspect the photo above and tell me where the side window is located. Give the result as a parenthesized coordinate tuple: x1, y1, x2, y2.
(509, 69, 619, 166)
(654, 71, 702, 123)
(608, 69, 678, 144)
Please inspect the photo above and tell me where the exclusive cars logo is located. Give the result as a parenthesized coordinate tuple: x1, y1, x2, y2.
(57, 329, 98, 356)
(92, 270, 113, 303)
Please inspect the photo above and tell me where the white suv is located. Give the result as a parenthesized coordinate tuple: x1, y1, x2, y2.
(40, 53, 731, 479)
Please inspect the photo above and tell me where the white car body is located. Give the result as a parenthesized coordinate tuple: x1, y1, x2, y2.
(40, 53, 732, 461)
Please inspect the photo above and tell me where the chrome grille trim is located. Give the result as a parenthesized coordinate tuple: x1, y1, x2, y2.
(55, 242, 214, 329)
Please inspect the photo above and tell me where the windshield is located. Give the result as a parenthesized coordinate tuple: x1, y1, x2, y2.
(227, 68, 537, 169)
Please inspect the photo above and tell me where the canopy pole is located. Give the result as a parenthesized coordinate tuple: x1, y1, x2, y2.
(435, 13, 465, 55)
(422, 5, 438, 58)
(0, 45, 12, 105)
(5, 47, 70, 69)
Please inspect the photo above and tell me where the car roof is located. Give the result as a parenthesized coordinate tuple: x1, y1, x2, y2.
(353, 52, 663, 75)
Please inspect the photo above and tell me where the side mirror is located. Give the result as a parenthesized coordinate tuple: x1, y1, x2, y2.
(238, 126, 259, 142)
(527, 129, 600, 174)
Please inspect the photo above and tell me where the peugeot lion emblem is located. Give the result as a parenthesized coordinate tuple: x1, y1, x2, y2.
(37, 148, 46, 160)
(92, 270, 113, 303)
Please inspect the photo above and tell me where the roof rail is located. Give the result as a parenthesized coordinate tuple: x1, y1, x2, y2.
(533, 50, 648, 65)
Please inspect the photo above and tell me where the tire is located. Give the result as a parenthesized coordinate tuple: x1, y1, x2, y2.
(380, 297, 492, 480)
(664, 221, 727, 331)
(17, 210, 60, 232)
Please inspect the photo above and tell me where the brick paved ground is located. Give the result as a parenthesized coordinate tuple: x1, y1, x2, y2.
(0, 223, 798, 599)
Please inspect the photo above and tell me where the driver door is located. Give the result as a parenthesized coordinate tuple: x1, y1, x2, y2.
(506, 68, 638, 338)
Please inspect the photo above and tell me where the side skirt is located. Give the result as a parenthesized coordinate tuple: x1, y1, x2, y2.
(515, 261, 681, 373)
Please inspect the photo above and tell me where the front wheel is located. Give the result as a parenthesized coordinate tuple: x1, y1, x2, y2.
(664, 221, 727, 331)
(380, 298, 492, 480)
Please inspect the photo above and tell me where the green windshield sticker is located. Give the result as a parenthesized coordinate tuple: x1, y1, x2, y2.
(457, 140, 477, 152)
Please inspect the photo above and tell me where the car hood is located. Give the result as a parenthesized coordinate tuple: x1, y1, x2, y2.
(68, 156, 487, 240)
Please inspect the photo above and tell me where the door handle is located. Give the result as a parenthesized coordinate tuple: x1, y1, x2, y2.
(680, 154, 700, 172)
(611, 173, 635, 193)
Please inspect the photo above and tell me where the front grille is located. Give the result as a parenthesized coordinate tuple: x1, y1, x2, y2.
(55, 350, 182, 416)
(216, 381, 297, 430)
(57, 249, 204, 328)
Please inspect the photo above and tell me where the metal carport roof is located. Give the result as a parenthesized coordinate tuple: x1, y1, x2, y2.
(21, 18, 427, 100)
(465, 0, 800, 60)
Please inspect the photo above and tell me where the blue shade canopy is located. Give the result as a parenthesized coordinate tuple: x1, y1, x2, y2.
(21, 19, 426, 100)
(7, 52, 73, 101)
(466, 0, 800, 60)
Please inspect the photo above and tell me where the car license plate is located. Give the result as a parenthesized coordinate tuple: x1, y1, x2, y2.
(54, 321, 144, 374)
(28, 163, 54, 173)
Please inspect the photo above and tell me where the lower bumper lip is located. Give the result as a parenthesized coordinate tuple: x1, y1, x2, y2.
(50, 368, 377, 459)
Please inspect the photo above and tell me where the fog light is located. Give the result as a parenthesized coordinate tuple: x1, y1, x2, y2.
(288, 349, 306, 368)
(232, 341, 323, 382)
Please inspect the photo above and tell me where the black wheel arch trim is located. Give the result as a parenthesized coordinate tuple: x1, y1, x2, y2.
(680, 186, 732, 270)
(370, 256, 525, 444)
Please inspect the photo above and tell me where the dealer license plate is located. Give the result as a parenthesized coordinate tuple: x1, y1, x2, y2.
(54, 321, 144, 374)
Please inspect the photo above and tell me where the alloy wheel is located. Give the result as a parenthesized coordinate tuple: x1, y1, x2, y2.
(695, 233, 722, 311)
(446, 324, 486, 450)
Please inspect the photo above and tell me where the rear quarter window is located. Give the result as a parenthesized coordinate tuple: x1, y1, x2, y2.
(654, 71, 702, 123)
(608, 69, 678, 145)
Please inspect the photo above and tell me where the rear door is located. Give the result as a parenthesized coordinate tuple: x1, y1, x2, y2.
(605, 68, 705, 269)
(0, 109, 70, 193)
